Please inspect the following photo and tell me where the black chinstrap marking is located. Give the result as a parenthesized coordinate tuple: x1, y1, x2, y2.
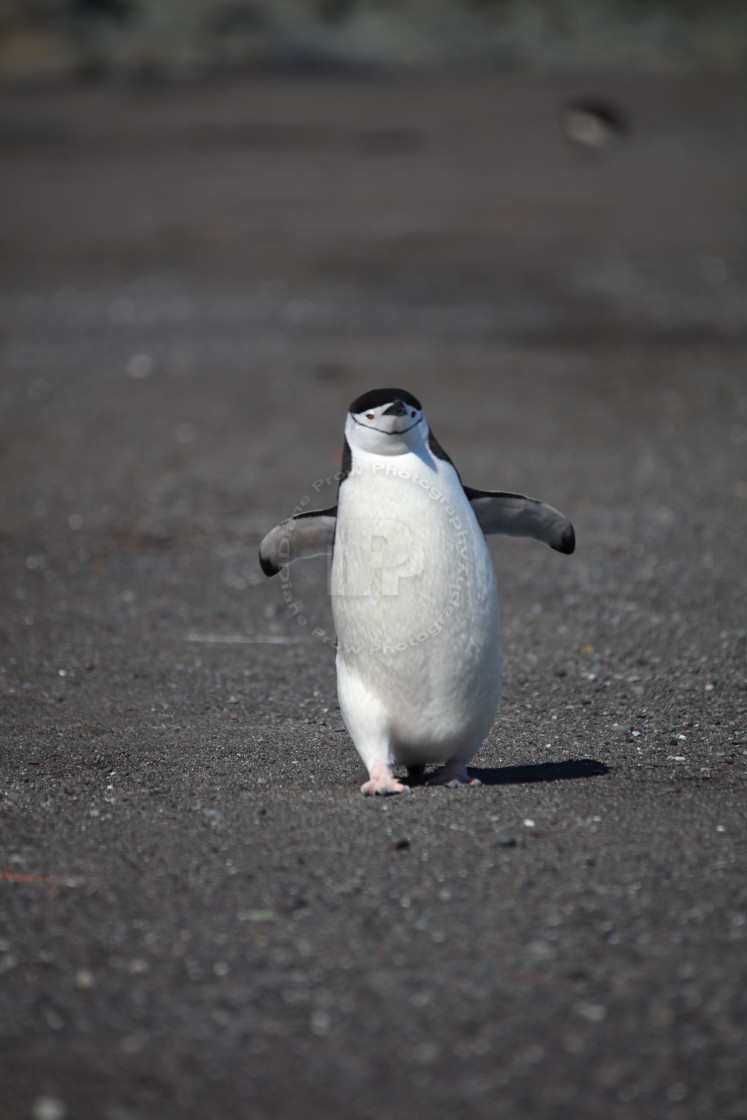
(351, 414, 422, 436)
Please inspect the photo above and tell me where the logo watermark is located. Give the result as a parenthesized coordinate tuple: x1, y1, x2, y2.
(274, 464, 470, 652)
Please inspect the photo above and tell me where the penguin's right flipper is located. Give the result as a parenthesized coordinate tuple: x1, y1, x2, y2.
(464, 488, 575, 554)
(259, 507, 337, 576)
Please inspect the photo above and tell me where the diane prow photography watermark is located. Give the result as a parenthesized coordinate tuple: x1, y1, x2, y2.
(277, 463, 469, 652)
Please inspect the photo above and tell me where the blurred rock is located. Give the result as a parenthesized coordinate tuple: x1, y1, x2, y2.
(559, 97, 629, 148)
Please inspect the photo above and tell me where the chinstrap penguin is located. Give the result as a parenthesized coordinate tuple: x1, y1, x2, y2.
(259, 388, 575, 795)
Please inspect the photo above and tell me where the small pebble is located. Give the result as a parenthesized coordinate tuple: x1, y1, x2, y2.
(310, 1010, 330, 1036)
(120, 1033, 146, 1054)
(174, 422, 197, 444)
(74, 968, 95, 990)
(238, 910, 278, 923)
(32, 1098, 66, 1120)
(575, 1001, 606, 1023)
(126, 353, 153, 379)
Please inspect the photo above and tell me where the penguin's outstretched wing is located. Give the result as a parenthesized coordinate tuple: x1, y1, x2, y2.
(259, 507, 337, 576)
(464, 488, 575, 554)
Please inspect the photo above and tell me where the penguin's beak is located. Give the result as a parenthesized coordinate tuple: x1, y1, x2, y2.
(383, 400, 407, 417)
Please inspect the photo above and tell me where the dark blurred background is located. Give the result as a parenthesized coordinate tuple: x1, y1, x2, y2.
(2, 0, 747, 82)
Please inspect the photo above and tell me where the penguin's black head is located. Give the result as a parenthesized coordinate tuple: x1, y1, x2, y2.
(346, 388, 426, 456)
(349, 388, 422, 416)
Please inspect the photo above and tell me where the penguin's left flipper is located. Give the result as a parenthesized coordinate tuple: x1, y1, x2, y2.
(465, 488, 575, 554)
(259, 507, 337, 577)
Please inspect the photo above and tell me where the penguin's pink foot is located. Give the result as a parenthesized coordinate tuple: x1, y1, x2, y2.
(361, 764, 412, 796)
(427, 761, 481, 788)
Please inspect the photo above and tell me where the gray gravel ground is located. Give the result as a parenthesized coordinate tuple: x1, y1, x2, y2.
(1, 72, 746, 1120)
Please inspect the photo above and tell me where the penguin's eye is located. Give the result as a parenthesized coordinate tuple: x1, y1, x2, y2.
(366, 413, 375, 419)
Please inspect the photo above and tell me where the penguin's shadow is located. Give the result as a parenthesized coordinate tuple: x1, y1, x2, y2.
(410, 758, 611, 787)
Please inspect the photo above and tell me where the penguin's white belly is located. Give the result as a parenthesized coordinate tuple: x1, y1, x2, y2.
(331, 456, 501, 766)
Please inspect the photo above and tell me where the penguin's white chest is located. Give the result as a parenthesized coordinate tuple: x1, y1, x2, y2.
(331, 450, 501, 763)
